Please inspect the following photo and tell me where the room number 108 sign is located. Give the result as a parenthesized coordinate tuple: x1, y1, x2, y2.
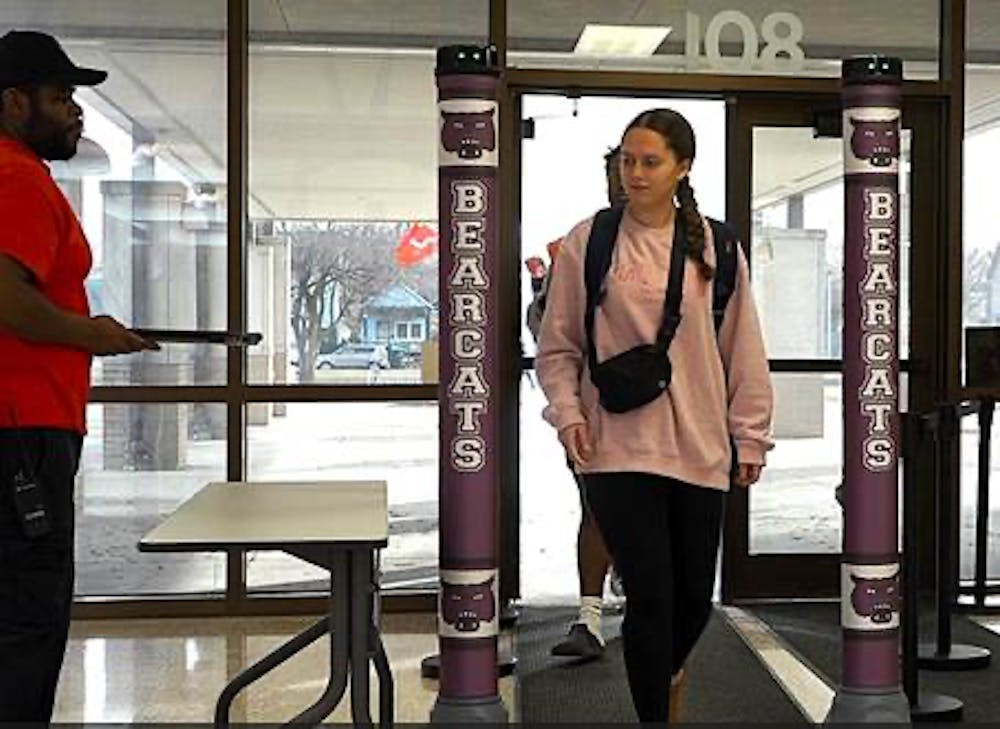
(685, 10, 806, 72)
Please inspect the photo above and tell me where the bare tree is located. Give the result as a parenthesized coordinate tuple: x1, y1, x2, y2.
(289, 222, 403, 382)
(398, 257, 439, 308)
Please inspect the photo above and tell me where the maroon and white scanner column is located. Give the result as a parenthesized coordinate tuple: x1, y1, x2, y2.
(430, 45, 508, 723)
(826, 55, 910, 723)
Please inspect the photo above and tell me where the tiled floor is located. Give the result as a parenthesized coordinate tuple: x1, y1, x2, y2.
(51, 608, 817, 724)
(53, 613, 516, 724)
(50, 608, 998, 724)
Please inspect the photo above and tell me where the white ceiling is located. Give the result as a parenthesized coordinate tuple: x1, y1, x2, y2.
(248, 52, 438, 219)
(5, 1, 1000, 219)
(250, 0, 489, 38)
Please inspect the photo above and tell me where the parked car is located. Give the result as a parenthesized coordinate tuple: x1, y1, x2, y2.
(316, 342, 389, 370)
(386, 341, 421, 368)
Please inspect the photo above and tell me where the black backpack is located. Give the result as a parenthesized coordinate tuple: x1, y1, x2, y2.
(583, 205, 739, 340)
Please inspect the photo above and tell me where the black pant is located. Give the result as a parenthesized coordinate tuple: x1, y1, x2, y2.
(0, 429, 81, 723)
(583, 472, 724, 724)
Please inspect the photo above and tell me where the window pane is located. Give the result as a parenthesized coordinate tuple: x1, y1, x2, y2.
(963, 126, 1000, 344)
(750, 373, 909, 555)
(964, 2, 1000, 387)
(8, 3, 231, 386)
(245, 402, 438, 595)
(78, 404, 227, 597)
(750, 374, 842, 554)
(508, 2, 938, 79)
(752, 127, 912, 360)
(248, 1, 488, 386)
(964, 4, 1000, 588)
(959, 408, 1000, 583)
(519, 375, 582, 603)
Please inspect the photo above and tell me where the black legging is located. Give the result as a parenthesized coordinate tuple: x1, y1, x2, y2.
(583, 472, 724, 724)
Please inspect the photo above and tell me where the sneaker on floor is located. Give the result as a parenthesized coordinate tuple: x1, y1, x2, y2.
(609, 567, 625, 598)
(550, 623, 604, 660)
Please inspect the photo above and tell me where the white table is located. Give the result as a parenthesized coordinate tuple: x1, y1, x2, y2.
(139, 481, 392, 728)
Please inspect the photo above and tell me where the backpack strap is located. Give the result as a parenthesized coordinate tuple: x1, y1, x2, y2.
(708, 218, 739, 335)
(707, 218, 741, 478)
(584, 206, 626, 374)
(582, 210, 738, 365)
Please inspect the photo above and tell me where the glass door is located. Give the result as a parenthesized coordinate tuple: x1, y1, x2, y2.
(721, 96, 941, 601)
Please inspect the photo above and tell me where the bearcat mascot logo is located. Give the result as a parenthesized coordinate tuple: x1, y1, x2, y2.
(850, 571, 899, 625)
(441, 575, 496, 632)
(849, 117, 899, 167)
(441, 110, 496, 160)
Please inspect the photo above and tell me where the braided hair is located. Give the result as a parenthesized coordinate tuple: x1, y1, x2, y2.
(624, 109, 713, 280)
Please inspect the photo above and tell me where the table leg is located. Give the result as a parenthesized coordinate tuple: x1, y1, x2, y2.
(214, 616, 330, 728)
(288, 550, 351, 725)
(371, 623, 394, 728)
(214, 548, 389, 728)
(350, 547, 374, 727)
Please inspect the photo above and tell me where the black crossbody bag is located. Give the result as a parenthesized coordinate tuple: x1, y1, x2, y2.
(585, 211, 687, 414)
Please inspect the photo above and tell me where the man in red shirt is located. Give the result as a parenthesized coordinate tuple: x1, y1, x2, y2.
(0, 30, 158, 722)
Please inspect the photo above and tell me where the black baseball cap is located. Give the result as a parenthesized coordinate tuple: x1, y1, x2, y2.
(0, 30, 107, 89)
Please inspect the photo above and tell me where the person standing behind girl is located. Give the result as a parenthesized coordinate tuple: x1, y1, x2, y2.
(535, 108, 774, 723)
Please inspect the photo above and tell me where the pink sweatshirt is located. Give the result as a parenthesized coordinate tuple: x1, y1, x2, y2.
(536, 210, 774, 491)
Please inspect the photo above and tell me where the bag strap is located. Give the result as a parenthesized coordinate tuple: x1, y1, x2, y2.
(584, 206, 687, 375)
(583, 207, 624, 325)
(583, 206, 625, 373)
(708, 218, 739, 334)
(656, 221, 687, 347)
